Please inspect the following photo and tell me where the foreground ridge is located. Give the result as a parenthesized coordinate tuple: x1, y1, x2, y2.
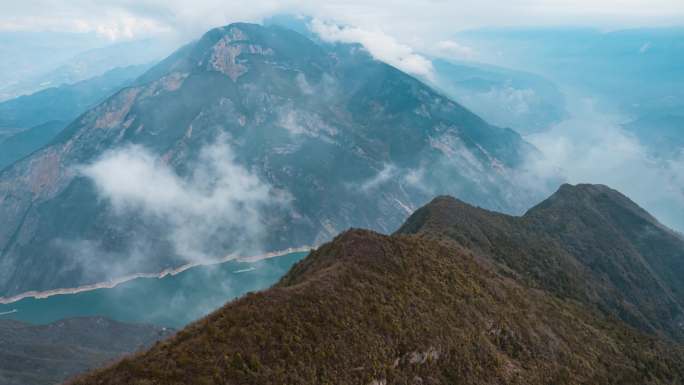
(70, 184, 684, 385)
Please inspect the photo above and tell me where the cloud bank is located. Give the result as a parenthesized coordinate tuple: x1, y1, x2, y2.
(521, 97, 684, 232)
(310, 19, 434, 80)
(78, 137, 284, 265)
(433, 40, 476, 60)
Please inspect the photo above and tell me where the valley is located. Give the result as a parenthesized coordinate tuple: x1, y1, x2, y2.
(0, 250, 308, 328)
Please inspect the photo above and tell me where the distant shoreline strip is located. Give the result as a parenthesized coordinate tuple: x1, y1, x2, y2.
(0, 246, 314, 305)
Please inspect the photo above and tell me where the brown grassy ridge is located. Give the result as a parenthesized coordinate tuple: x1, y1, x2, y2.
(397, 184, 684, 342)
(69, 227, 684, 385)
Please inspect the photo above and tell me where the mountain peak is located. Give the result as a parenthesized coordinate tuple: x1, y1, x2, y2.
(195, 23, 276, 81)
(534, 182, 629, 210)
(278, 228, 389, 287)
(395, 194, 504, 236)
(552, 182, 624, 200)
(149, 22, 324, 83)
(526, 182, 661, 229)
(398, 183, 684, 341)
(198, 22, 263, 46)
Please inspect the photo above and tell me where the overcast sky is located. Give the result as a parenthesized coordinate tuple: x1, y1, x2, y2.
(1, 0, 683, 43)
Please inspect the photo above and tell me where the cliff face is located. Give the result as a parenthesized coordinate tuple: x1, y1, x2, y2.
(0, 23, 535, 296)
(70, 185, 684, 385)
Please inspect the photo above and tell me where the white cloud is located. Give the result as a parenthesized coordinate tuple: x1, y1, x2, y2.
(277, 109, 338, 140)
(359, 164, 399, 192)
(434, 40, 476, 60)
(79, 136, 285, 263)
(310, 19, 435, 80)
(453, 85, 538, 123)
(520, 97, 684, 232)
(0, 7, 171, 41)
(295, 73, 314, 94)
(355, 164, 435, 197)
(403, 167, 425, 187)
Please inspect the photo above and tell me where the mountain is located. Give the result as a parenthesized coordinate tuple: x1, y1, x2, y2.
(69, 184, 684, 385)
(432, 59, 566, 134)
(455, 27, 684, 116)
(0, 31, 108, 102)
(0, 65, 150, 170)
(0, 22, 538, 297)
(0, 64, 150, 131)
(0, 38, 175, 102)
(0, 121, 64, 171)
(398, 183, 684, 341)
(264, 14, 568, 135)
(0, 317, 172, 385)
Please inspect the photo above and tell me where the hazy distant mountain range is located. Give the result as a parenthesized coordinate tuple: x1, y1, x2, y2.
(0, 31, 107, 101)
(0, 37, 175, 101)
(432, 59, 566, 134)
(457, 27, 684, 152)
(0, 23, 543, 297)
(0, 64, 150, 170)
(456, 27, 684, 111)
(0, 65, 150, 131)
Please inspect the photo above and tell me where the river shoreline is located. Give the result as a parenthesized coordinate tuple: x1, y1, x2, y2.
(0, 246, 314, 305)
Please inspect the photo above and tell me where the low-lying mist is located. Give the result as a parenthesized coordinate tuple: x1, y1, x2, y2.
(519, 95, 684, 232)
(64, 135, 290, 281)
